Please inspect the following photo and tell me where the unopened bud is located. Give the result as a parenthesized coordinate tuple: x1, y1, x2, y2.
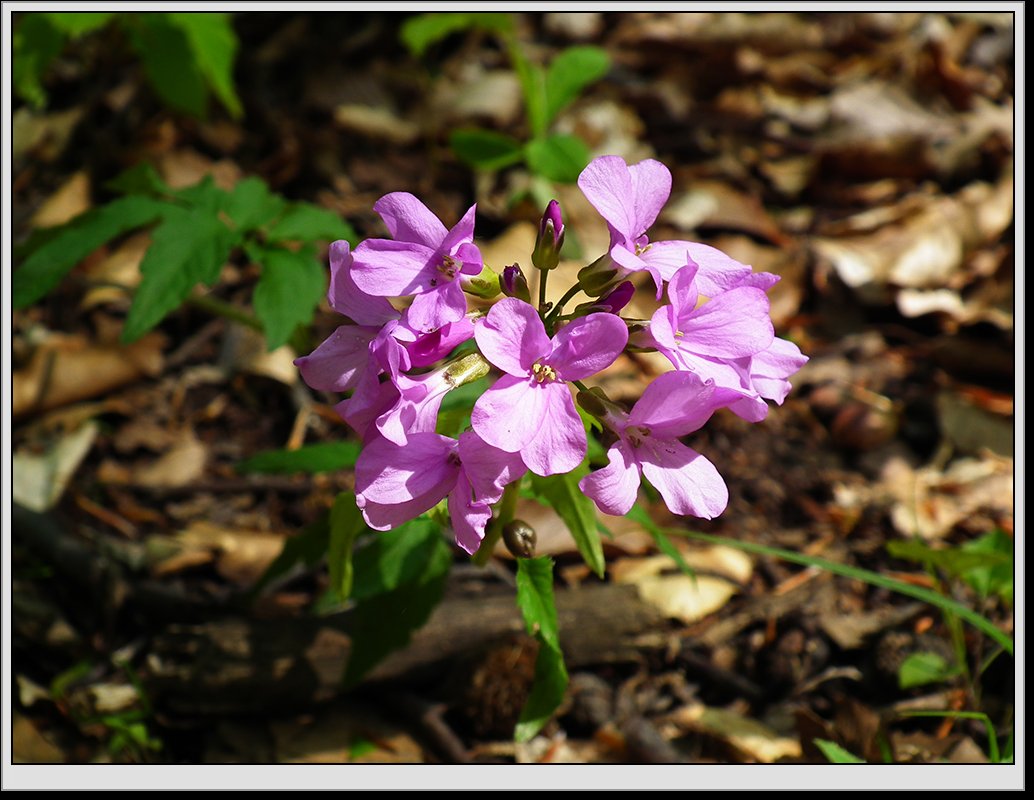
(577, 254, 621, 297)
(443, 352, 490, 388)
(532, 200, 565, 271)
(574, 280, 636, 316)
(576, 386, 625, 429)
(502, 519, 537, 559)
(463, 262, 501, 299)
(501, 263, 532, 303)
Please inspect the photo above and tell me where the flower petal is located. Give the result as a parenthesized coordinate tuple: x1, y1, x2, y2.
(405, 281, 468, 333)
(327, 240, 400, 326)
(458, 431, 526, 504)
(448, 475, 493, 554)
(638, 439, 728, 519)
(548, 312, 628, 381)
(611, 244, 664, 298)
(750, 337, 809, 404)
(351, 239, 438, 296)
(627, 158, 672, 237)
(294, 325, 376, 393)
(354, 432, 458, 505)
(376, 370, 451, 445)
(682, 242, 756, 297)
(474, 297, 551, 377)
(471, 374, 544, 453)
(580, 442, 641, 516)
(404, 316, 476, 368)
(441, 204, 477, 256)
(336, 377, 400, 442)
(373, 192, 448, 249)
(578, 155, 637, 241)
(679, 287, 774, 359)
(520, 382, 587, 476)
(628, 370, 723, 438)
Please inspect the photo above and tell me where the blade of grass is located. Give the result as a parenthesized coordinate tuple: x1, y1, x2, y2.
(896, 711, 1001, 763)
(670, 530, 1013, 655)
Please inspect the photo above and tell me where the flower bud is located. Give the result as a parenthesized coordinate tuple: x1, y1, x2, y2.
(532, 199, 565, 271)
(443, 352, 491, 388)
(575, 386, 625, 429)
(463, 262, 501, 299)
(577, 254, 621, 297)
(501, 263, 532, 303)
(598, 281, 635, 313)
(502, 519, 537, 559)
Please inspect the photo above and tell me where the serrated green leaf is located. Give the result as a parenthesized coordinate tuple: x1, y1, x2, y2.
(344, 521, 451, 686)
(44, 12, 115, 37)
(329, 491, 367, 600)
(898, 651, 959, 690)
(13, 15, 66, 109)
(130, 15, 209, 118)
(350, 518, 446, 602)
(813, 739, 866, 764)
(252, 245, 326, 349)
(525, 133, 591, 183)
(449, 128, 525, 171)
(122, 205, 236, 342)
(514, 557, 568, 742)
(250, 515, 329, 594)
(529, 465, 605, 578)
(105, 163, 174, 197)
(13, 196, 171, 308)
(236, 441, 360, 474)
(544, 46, 610, 125)
(171, 175, 225, 210)
(223, 176, 285, 232)
(166, 12, 242, 118)
(516, 556, 560, 648)
(266, 203, 358, 246)
(400, 12, 512, 58)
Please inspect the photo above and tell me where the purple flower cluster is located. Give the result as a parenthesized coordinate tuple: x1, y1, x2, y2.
(296, 156, 807, 554)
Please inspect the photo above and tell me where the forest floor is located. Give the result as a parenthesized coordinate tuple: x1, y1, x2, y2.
(11, 12, 1015, 765)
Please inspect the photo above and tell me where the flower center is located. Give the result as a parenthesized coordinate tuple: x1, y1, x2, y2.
(430, 255, 459, 287)
(531, 361, 559, 384)
(634, 241, 652, 257)
(674, 330, 684, 338)
(626, 425, 651, 447)
(446, 451, 462, 467)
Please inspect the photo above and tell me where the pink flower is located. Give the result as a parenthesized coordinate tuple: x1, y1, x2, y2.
(578, 155, 753, 296)
(471, 298, 628, 476)
(725, 336, 810, 422)
(579, 371, 729, 519)
(351, 193, 483, 334)
(355, 431, 526, 553)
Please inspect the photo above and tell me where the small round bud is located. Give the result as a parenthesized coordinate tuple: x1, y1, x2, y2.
(502, 519, 537, 559)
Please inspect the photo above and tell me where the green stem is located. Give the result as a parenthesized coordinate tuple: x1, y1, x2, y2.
(187, 293, 263, 332)
(473, 481, 520, 566)
(538, 266, 549, 313)
(545, 283, 585, 324)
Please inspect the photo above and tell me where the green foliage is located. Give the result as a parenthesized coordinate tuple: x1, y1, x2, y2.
(402, 13, 609, 185)
(236, 442, 360, 475)
(344, 518, 452, 686)
(898, 651, 961, 690)
(514, 557, 568, 742)
(14, 12, 242, 118)
(814, 739, 866, 764)
(887, 530, 1013, 607)
(529, 465, 605, 578)
(251, 516, 329, 594)
(15, 166, 356, 351)
(328, 491, 366, 601)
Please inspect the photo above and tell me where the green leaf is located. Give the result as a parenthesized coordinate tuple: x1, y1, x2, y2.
(959, 529, 1013, 605)
(223, 176, 285, 232)
(524, 133, 591, 183)
(344, 521, 451, 686)
(516, 556, 561, 649)
(350, 518, 447, 602)
(886, 539, 1010, 577)
(166, 12, 243, 118)
(449, 128, 525, 171)
(13, 14, 65, 109)
(105, 163, 174, 197)
(130, 15, 209, 118)
(514, 557, 568, 742)
(236, 441, 360, 474)
(511, 54, 548, 139)
(13, 196, 171, 308)
(627, 504, 697, 582)
(251, 515, 329, 594)
(266, 203, 358, 246)
(400, 12, 512, 57)
(328, 491, 367, 600)
(898, 651, 959, 690)
(543, 46, 610, 125)
(43, 12, 115, 37)
(251, 245, 326, 349)
(122, 205, 236, 342)
(529, 465, 605, 578)
(813, 739, 866, 764)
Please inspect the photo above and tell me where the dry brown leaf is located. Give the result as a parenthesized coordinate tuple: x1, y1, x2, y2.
(333, 104, 421, 146)
(667, 703, 802, 763)
(13, 106, 84, 162)
(13, 331, 166, 418)
(134, 431, 208, 489)
(176, 521, 285, 586)
(219, 324, 298, 386)
(662, 180, 789, 246)
(13, 713, 65, 764)
(13, 420, 99, 512)
(31, 171, 91, 228)
(158, 149, 241, 191)
(435, 69, 523, 127)
(271, 704, 424, 763)
(81, 231, 151, 309)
